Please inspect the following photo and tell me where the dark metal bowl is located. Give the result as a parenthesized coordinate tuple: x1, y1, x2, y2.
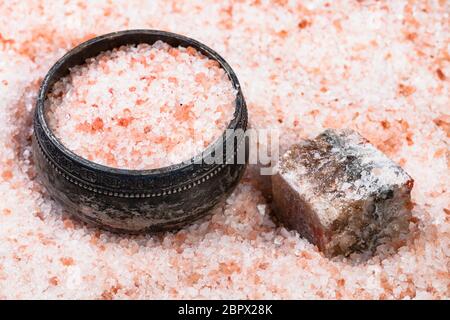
(32, 30, 248, 233)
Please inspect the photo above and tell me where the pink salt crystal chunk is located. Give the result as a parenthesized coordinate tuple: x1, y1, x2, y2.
(272, 129, 414, 258)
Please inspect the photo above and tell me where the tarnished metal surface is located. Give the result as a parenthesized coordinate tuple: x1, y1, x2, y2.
(33, 30, 248, 233)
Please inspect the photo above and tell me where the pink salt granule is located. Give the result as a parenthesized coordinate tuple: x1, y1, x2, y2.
(45, 41, 236, 169)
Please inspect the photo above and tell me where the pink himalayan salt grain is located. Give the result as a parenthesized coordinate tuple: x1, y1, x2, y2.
(45, 41, 236, 169)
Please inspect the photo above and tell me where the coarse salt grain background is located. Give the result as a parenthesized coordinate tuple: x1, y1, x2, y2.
(46, 42, 236, 169)
(0, 0, 448, 299)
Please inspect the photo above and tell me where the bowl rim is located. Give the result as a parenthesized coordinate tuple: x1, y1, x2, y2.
(35, 29, 246, 177)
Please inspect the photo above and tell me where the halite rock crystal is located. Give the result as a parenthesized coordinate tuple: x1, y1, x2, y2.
(272, 129, 414, 257)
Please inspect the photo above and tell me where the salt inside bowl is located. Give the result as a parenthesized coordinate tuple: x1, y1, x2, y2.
(45, 41, 236, 170)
